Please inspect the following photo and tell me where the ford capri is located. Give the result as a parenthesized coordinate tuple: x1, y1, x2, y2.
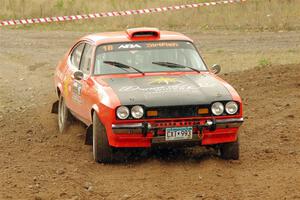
(52, 27, 243, 163)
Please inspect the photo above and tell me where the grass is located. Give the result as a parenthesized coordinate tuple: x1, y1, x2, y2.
(1, 0, 300, 32)
(259, 58, 272, 67)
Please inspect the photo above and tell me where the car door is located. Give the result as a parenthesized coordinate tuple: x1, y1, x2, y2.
(63, 42, 85, 113)
(74, 43, 94, 122)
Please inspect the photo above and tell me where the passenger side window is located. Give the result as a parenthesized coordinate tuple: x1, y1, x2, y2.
(70, 43, 85, 69)
(80, 44, 93, 74)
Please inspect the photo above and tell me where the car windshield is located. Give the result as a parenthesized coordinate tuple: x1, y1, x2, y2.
(94, 41, 207, 75)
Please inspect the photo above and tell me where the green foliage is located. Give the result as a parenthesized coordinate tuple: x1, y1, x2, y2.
(54, 0, 64, 10)
(258, 58, 272, 67)
(216, 49, 224, 54)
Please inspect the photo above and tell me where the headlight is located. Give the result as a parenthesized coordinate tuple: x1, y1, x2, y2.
(131, 105, 144, 119)
(116, 106, 130, 119)
(225, 101, 238, 115)
(211, 102, 224, 116)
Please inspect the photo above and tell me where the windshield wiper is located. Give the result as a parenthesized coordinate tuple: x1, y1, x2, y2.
(103, 61, 145, 75)
(152, 61, 200, 73)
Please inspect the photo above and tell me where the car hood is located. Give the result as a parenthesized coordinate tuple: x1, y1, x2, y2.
(101, 74, 233, 107)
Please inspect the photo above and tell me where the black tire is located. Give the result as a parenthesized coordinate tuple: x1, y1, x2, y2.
(219, 139, 239, 160)
(92, 112, 114, 163)
(57, 95, 72, 133)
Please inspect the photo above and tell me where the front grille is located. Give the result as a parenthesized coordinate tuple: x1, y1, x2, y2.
(145, 105, 211, 119)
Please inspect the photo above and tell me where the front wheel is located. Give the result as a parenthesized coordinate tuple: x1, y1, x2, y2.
(57, 95, 72, 133)
(92, 112, 114, 163)
(219, 139, 239, 160)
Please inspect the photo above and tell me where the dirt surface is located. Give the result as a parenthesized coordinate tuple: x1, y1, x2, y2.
(0, 30, 300, 200)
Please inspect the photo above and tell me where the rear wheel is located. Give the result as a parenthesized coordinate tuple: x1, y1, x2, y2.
(58, 95, 72, 133)
(219, 139, 239, 160)
(92, 112, 114, 163)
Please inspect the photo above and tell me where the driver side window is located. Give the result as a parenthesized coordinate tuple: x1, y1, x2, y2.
(80, 44, 93, 75)
(70, 43, 85, 69)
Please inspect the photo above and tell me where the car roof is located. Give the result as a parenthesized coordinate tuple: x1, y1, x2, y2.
(80, 27, 193, 45)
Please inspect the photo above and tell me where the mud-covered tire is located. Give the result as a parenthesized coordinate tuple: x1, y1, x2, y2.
(57, 95, 72, 133)
(219, 139, 239, 160)
(92, 112, 114, 163)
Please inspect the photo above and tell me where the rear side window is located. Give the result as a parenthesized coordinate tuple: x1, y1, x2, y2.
(70, 43, 85, 69)
(80, 44, 93, 74)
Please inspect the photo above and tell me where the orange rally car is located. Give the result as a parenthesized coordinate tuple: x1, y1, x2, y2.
(52, 27, 243, 163)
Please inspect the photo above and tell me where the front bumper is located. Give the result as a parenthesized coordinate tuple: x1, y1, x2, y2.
(109, 118, 243, 147)
(112, 118, 243, 133)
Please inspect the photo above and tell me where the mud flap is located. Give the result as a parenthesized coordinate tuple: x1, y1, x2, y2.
(85, 125, 93, 145)
(51, 100, 59, 114)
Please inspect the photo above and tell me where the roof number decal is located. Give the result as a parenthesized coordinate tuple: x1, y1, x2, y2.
(102, 45, 114, 52)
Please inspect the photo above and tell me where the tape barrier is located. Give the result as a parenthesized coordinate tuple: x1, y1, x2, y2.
(0, 0, 246, 26)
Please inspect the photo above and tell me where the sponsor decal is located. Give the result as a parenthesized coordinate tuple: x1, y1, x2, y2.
(149, 77, 183, 85)
(119, 83, 197, 94)
(97, 41, 196, 54)
(118, 76, 217, 94)
(72, 81, 83, 104)
(146, 42, 179, 48)
(118, 44, 142, 49)
(63, 75, 72, 97)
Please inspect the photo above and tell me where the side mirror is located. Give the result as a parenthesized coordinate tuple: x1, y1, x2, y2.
(211, 64, 221, 74)
(74, 70, 84, 80)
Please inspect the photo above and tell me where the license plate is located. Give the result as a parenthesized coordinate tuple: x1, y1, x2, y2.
(165, 127, 193, 141)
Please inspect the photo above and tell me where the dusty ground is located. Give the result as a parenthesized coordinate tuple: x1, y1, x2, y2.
(0, 30, 299, 200)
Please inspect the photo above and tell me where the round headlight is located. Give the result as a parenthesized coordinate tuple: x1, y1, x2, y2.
(211, 102, 224, 116)
(131, 105, 144, 119)
(225, 101, 238, 115)
(116, 106, 130, 119)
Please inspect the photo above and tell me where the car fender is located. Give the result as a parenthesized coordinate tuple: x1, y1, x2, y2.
(220, 81, 243, 115)
(56, 82, 63, 97)
(212, 74, 243, 115)
(91, 104, 100, 119)
(87, 103, 116, 146)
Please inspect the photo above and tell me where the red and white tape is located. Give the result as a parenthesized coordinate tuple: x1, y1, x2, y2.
(0, 0, 246, 27)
